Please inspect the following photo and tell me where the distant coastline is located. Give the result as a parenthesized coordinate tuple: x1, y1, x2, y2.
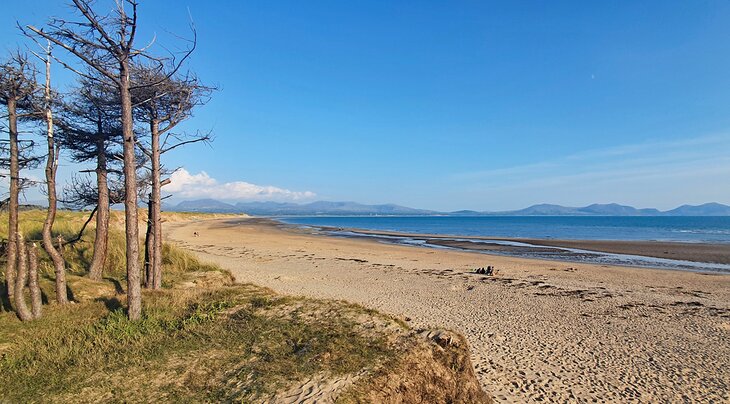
(273, 217, 730, 273)
(164, 199, 730, 217)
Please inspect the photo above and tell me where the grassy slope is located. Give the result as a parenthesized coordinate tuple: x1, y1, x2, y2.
(0, 209, 238, 286)
(0, 210, 394, 402)
(0, 210, 489, 403)
(0, 284, 394, 402)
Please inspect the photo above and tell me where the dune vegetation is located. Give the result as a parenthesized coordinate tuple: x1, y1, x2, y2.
(0, 210, 488, 402)
(0, 210, 389, 401)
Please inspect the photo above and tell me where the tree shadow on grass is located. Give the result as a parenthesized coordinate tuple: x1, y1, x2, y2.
(65, 284, 76, 302)
(0, 283, 11, 312)
(103, 277, 125, 295)
(95, 296, 123, 312)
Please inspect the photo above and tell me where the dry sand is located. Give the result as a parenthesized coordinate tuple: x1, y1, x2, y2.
(168, 218, 730, 403)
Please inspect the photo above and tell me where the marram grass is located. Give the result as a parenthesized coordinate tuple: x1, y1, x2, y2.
(0, 209, 394, 402)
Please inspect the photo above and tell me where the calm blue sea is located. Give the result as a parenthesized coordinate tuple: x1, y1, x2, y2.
(279, 216, 730, 243)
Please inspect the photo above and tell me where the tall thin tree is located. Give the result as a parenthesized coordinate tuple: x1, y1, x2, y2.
(0, 53, 39, 306)
(27, 39, 68, 304)
(29, 1, 195, 318)
(57, 77, 124, 280)
(133, 67, 212, 289)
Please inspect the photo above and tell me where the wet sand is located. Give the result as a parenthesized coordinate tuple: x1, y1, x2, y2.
(313, 226, 730, 265)
(169, 218, 730, 403)
(496, 238, 730, 264)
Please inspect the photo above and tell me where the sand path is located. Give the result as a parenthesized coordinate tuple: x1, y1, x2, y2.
(169, 218, 730, 403)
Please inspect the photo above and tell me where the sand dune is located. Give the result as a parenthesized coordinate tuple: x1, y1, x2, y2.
(168, 218, 730, 403)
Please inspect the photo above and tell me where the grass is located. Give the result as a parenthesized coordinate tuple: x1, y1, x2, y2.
(0, 209, 231, 305)
(0, 209, 232, 280)
(0, 284, 393, 401)
(0, 209, 399, 402)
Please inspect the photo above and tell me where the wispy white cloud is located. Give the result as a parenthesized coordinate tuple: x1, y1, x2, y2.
(459, 133, 730, 183)
(165, 168, 316, 202)
(454, 133, 730, 210)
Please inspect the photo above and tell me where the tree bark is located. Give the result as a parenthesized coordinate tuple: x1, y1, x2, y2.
(150, 119, 163, 289)
(40, 54, 68, 304)
(88, 125, 110, 280)
(119, 60, 142, 320)
(6, 97, 19, 303)
(27, 242, 42, 319)
(14, 235, 32, 322)
(144, 196, 153, 288)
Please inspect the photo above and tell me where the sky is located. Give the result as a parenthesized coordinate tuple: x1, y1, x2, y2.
(2, 1, 730, 211)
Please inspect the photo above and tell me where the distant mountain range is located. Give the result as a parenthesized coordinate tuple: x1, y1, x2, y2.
(484, 203, 730, 216)
(165, 199, 730, 217)
(168, 199, 434, 215)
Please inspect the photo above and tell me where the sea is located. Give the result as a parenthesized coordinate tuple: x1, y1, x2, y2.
(278, 216, 730, 273)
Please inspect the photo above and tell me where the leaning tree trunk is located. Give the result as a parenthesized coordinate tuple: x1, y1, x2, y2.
(27, 242, 42, 319)
(119, 61, 142, 320)
(150, 119, 163, 290)
(40, 57, 68, 304)
(42, 142, 68, 304)
(5, 97, 19, 303)
(88, 131, 110, 280)
(14, 235, 32, 322)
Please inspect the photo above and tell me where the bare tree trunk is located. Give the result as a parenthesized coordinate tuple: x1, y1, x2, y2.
(6, 97, 19, 303)
(120, 61, 142, 320)
(150, 120, 163, 289)
(28, 242, 42, 319)
(44, 144, 68, 304)
(88, 130, 109, 280)
(44, 145, 68, 304)
(144, 196, 153, 288)
(40, 53, 68, 304)
(26, 0, 199, 318)
(14, 235, 32, 321)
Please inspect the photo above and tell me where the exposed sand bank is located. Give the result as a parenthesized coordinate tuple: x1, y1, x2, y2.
(168, 218, 730, 403)
(313, 226, 730, 265)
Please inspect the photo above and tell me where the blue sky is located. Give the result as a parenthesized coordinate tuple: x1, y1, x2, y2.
(2, 1, 730, 211)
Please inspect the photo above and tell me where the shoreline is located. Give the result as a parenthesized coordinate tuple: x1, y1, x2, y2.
(279, 222, 730, 272)
(168, 217, 730, 402)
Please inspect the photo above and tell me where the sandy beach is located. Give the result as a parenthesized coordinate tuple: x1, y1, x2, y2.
(169, 218, 730, 403)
